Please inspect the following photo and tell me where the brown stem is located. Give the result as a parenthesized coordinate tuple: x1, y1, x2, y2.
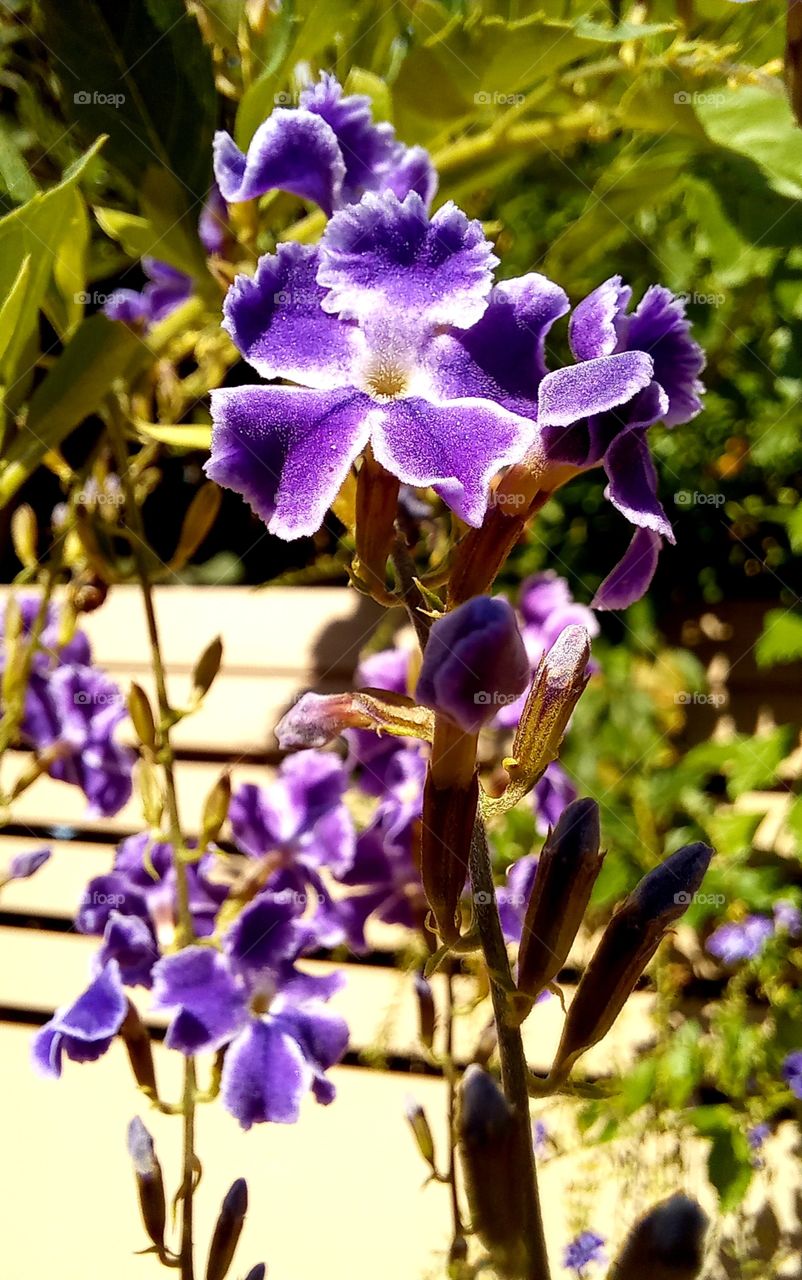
(390, 537, 431, 650)
(468, 822, 550, 1280)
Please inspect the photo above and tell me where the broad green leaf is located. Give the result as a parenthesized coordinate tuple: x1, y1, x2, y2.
(0, 256, 31, 375)
(755, 609, 802, 668)
(707, 1128, 753, 1211)
(0, 316, 141, 505)
(0, 138, 103, 378)
(33, 0, 216, 199)
(696, 86, 802, 201)
(47, 189, 90, 341)
(134, 421, 212, 451)
(0, 118, 38, 203)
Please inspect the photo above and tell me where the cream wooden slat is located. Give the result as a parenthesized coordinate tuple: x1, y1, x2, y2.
(0, 584, 383, 675)
(0, 924, 655, 1075)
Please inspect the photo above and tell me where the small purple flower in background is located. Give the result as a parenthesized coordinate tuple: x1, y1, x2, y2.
(214, 72, 436, 215)
(498, 855, 539, 944)
(104, 257, 193, 330)
(536, 277, 705, 609)
(563, 1230, 606, 1274)
(345, 645, 416, 794)
(774, 899, 802, 937)
(533, 1117, 550, 1159)
(706, 914, 774, 964)
(206, 191, 658, 540)
(783, 1051, 802, 1100)
(152, 894, 348, 1128)
(0, 846, 51, 885)
(198, 181, 230, 256)
(33, 961, 127, 1077)
(748, 1122, 770, 1166)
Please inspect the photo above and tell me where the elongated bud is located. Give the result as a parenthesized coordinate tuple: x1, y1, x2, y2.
(242, 1267, 266, 1280)
(413, 972, 436, 1050)
(121, 1001, 157, 1096)
(405, 1096, 436, 1172)
(421, 770, 476, 944)
(609, 1194, 708, 1279)
(489, 626, 590, 816)
(192, 636, 223, 703)
(275, 688, 433, 751)
(170, 483, 221, 571)
(206, 1178, 248, 1280)
(134, 758, 164, 829)
(552, 843, 713, 1078)
(127, 1117, 166, 1251)
(11, 504, 38, 567)
(201, 771, 231, 846)
(353, 448, 399, 597)
(457, 1066, 526, 1276)
(517, 799, 604, 1008)
(128, 682, 157, 751)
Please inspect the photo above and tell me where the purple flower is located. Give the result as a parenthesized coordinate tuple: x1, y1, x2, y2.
(774, 899, 802, 937)
(498, 855, 539, 944)
(533, 1118, 549, 1159)
(563, 1231, 606, 1274)
(537, 277, 705, 609)
(706, 915, 774, 963)
(415, 596, 530, 733)
(747, 1122, 770, 1151)
(32, 961, 127, 1077)
(206, 193, 652, 540)
(104, 257, 192, 330)
(228, 751, 356, 947)
(198, 181, 230, 256)
(3, 846, 51, 883)
(152, 895, 348, 1127)
(345, 647, 417, 795)
(533, 761, 578, 836)
(783, 1051, 802, 1100)
(214, 72, 436, 215)
(0, 596, 91, 674)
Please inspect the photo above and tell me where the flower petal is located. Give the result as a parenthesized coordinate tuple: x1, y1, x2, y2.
(152, 947, 246, 1053)
(592, 527, 662, 611)
(603, 428, 674, 540)
(569, 276, 631, 361)
(318, 191, 497, 329)
(537, 352, 654, 427)
(225, 894, 301, 977)
(221, 1020, 312, 1128)
(213, 112, 345, 213)
(623, 285, 705, 427)
(205, 386, 371, 540)
(371, 395, 532, 527)
(222, 243, 361, 389)
(428, 274, 569, 416)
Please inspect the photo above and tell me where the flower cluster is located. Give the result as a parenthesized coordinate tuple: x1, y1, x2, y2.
(706, 900, 801, 964)
(0, 597, 133, 816)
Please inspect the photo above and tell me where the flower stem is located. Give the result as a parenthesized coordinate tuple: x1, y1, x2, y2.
(469, 820, 551, 1280)
(108, 406, 197, 1280)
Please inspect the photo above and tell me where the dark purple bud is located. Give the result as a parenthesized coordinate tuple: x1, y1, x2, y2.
(206, 1178, 248, 1280)
(413, 972, 436, 1050)
(553, 843, 713, 1077)
(242, 1267, 266, 1280)
(609, 1193, 708, 1279)
(416, 597, 530, 734)
(127, 1117, 166, 1251)
(457, 1066, 527, 1276)
(517, 799, 604, 1007)
(120, 1001, 157, 1097)
(421, 770, 475, 944)
(354, 448, 400, 597)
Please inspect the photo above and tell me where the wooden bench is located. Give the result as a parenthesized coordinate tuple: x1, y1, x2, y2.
(0, 585, 729, 1279)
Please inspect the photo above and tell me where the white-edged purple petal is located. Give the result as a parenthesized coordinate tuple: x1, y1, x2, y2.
(225, 895, 301, 977)
(428, 273, 569, 416)
(273, 1002, 349, 1102)
(221, 1019, 313, 1128)
(537, 352, 654, 427)
(381, 143, 437, 207)
(205, 386, 372, 540)
(622, 285, 706, 427)
(97, 911, 159, 988)
(213, 112, 345, 214)
(318, 191, 497, 329)
(371, 395, 532, 527)
(32, 962, 127, 1077)
(152, 947, 247, 1054)
(592, 527, 662, 611)
(222, 243, 361, 389)
(603, 428, 675, 541)
(569, 276, 632, 361)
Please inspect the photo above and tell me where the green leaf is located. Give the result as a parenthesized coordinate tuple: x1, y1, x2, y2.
(573, 17, 673, 42)
(134, 421, 212, 451)
(696, 86, 802, 201)
(0, 118, 38, 203)
(47, 189, 90, 341)
(756, 609, 802, 668)
(0, 315, 141, 504)
(33, 0, 216, 199)
(707, 1128, 753, 1211)
(0, 256, 31, 375)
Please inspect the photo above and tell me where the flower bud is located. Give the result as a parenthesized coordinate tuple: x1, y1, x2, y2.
(242, 1267, 266, 1280)
(457, 1066, 526, 1276)
(416, 597, 530, 734)
(11, 504, 38, 568)
(421, 770, 476, 944)
(413, 972, 436, 1050)
(121, 1001, 157, 1097)
(275, 688, 433, 751)
(405, 1096, 436, 1171)
(552, 843, 713, 1078)
(127, 1116, 166, 1252)
(0, 846, 51, 888)
(609, 1193, 708, 1279)
(489, 625, 590, 816)
(206, 1178, 248, 1280)
(128, 682, 157, 751)
(134, 758, 164, 829)
(170, 483, 221, 571)
(192, 636, 223, 703)
(354, 448, 399, 597)
(517, 799, 604, 1007)
(201, 771, 231, 847)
